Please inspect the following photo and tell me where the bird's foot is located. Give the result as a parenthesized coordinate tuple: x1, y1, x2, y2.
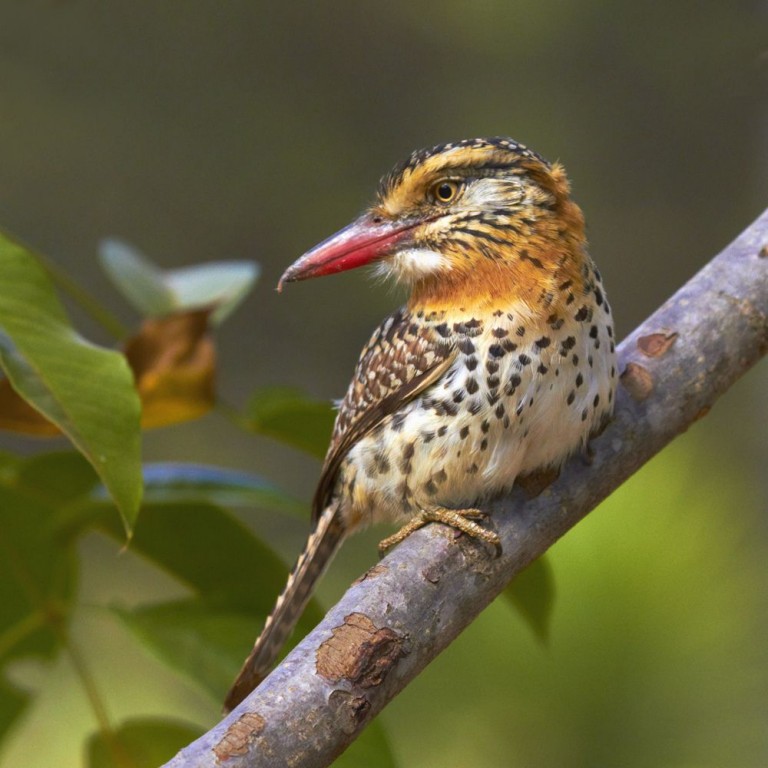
(378, 506, 501, 556)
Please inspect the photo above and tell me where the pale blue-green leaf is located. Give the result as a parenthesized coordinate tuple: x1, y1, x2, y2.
(164, 261, 259, 325)
(0, 232, 142, 533)
(138, 463, 304, 516)
(99, 239, 258, 324)
(99, 238, 175, 318)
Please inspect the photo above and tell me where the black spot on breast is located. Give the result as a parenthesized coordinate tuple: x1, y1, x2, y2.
(487, 375, 500, 389)
(468, 400, 482, 414)
(581, 407, 589, 422)
(480, 439, 488, 451)
(589, 325, 598, 339)
(505, 374, 521, 395)
(576, 373, 584, 388)
(572, 354, 580, 366)
(481, 419, 490, 433)
(424, 480, 438, 496)
(495, 403, 505, 419)
(486, 359, 499, 374)
(460, 425, 470, 439)
(537, 364, 548, 374)
(458, 338, 475, 355)
(575, 306, 589, 322)
(437, 425, 448, 437)
(593, 394, 600, 407)
(374, 451, 390, 474)
(466, 356, 478, 371)
(422, 430, 435, 443)
(561, 336, 576, 351)
(435, 322, 450, 338)
(391, 412, 407, 432)
(502, 339, 518, 352)
(452, 390, 465, 403)
(516, 326, 526, 337)
(535, 336, 551, 348)
(489, 343, 506, 358)
(567, 390, 575, 405)
(466, 377, 479, 394)
(442, 400, 459, 416)
(492, 327, 508, 338)
(518, 353, 531, 366)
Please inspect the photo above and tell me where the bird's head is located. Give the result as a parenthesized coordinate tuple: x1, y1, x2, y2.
(279, 138, 588, 314)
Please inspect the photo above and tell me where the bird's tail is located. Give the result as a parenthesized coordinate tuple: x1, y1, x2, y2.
(223, 504, 345, 712)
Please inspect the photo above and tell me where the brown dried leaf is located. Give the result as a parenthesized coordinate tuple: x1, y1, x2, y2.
(0, 377, 60, 436)
(124, 309, 216, 429)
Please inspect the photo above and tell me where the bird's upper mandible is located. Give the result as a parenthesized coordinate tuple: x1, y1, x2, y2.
(279, 137, 588, 316)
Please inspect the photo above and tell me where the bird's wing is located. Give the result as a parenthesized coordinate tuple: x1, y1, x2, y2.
(312, 307, 456, 521)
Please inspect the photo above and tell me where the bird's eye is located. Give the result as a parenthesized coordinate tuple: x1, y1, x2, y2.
(431, 180, 460, 204)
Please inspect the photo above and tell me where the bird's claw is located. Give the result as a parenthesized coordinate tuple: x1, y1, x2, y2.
(378, 507, 501, 556)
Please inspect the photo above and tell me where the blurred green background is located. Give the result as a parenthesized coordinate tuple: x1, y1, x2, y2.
(0, 2, 766, 766)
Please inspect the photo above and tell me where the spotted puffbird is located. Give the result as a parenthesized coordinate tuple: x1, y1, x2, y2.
(223, 137, 617, 711)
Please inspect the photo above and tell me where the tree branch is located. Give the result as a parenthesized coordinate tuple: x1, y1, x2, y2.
(164, 209, 768, 768)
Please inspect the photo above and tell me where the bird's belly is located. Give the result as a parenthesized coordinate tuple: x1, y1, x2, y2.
(337, 328, 616, 530)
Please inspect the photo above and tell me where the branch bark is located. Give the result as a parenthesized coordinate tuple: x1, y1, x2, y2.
(164, 209, 768, 768)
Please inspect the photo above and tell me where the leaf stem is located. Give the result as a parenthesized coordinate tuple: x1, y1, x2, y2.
(55, 614, 136, 768)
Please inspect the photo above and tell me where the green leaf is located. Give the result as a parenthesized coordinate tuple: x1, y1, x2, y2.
(17, 451, 100, 506)
(93, 500, 309, 615)
(87, 717, 202, 768)
(115, 601, 262, 699)
(99, 500, 325, 698)
(335, 718, 398, 768)
(245, 387, 335, 459)
(501, 555, 556, 644)
(0, 682, 27, 742)
(0, 231, 142, 534)
(0, 484, 77, 665)
(99, 239, 258, 325)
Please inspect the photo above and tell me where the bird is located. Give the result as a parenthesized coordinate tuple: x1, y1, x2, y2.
(223, 137, 617, 712)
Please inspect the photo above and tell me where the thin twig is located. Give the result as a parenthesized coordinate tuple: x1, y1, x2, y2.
(164, 209, 768, 768)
